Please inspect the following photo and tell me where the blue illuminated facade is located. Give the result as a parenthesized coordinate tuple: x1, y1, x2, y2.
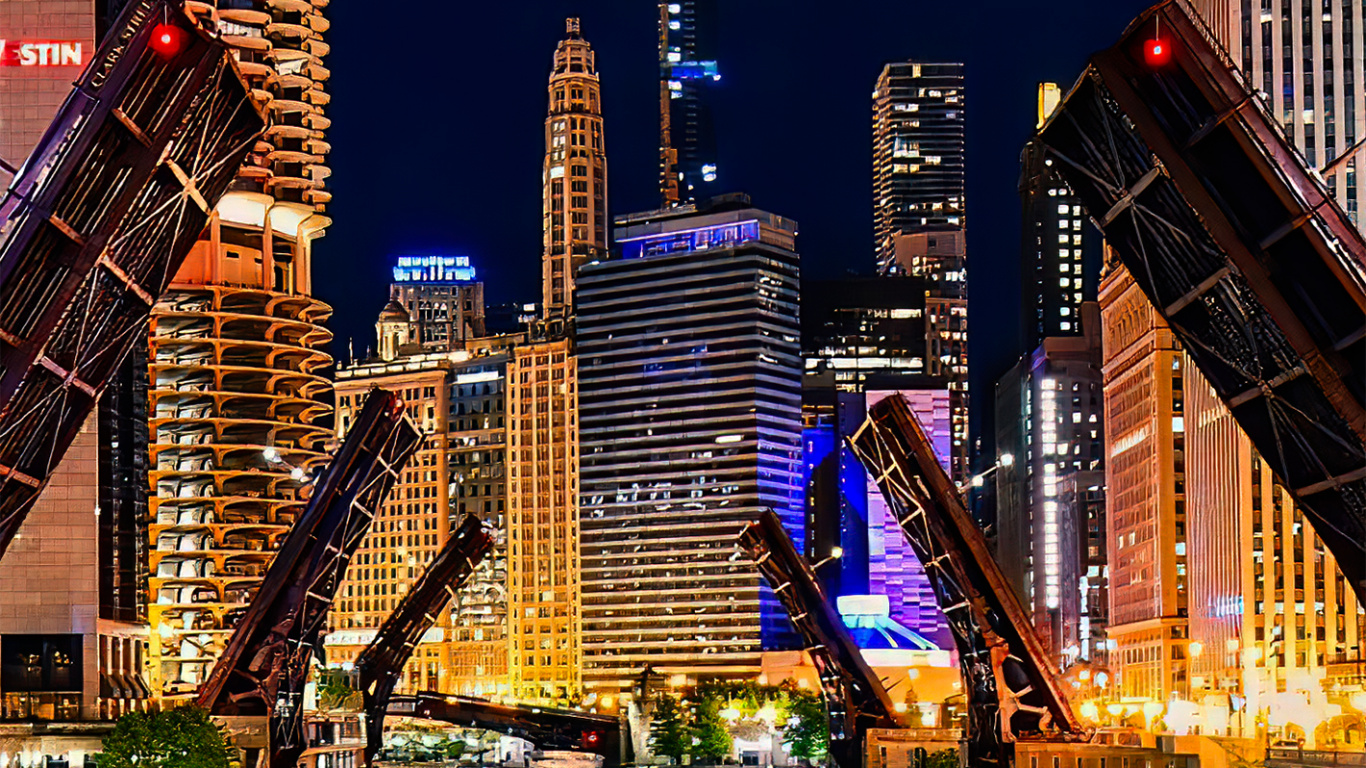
(618, 219, 758, 260)
(392, 255, 477, 283)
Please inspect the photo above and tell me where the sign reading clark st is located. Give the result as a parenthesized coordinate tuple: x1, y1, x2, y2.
(0, 40, 84, 67)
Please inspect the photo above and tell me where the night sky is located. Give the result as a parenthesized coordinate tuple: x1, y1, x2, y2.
(317, 0, 1150, 454)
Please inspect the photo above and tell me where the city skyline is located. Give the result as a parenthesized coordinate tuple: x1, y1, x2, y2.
(319, 0, 1152, 447)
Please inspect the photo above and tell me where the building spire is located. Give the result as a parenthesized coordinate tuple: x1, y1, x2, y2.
(565, 16, 581, 38)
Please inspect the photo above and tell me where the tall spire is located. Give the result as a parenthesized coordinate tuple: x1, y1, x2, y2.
(541, 17, 607, 332)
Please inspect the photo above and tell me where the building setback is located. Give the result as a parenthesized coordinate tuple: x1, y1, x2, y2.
(578, 198, 804, 694)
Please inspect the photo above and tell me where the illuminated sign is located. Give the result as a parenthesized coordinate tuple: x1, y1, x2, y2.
(0, 41, 84, 67)
(670, 60, 720, 81)
(392, 255, 476, 283)
(620, 220, 759, 259)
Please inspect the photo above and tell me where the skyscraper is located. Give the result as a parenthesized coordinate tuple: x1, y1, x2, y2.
(578, 197, 803, 695)
(872, 61, 966, 274)
(993, 305, 1107, 665)
(1019, 83, 1097, 351)
(501, 18, 606, 702)
(1185, 358, 1365, 739)
(506, 341, 581, 701)
(146, 0, 334, 698)
(542, 17, 608, 328)
(889, 230, 970, 483)
(1099, 261, 1190, 700)
(1191, 0, 1365, 229)
(658, 0, 721, 206)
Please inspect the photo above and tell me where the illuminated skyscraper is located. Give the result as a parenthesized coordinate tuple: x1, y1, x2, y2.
(994, 305, 1107, 666)
(1099, 260, 1190, 701)
(1191, 0, 1365, 229)
(542, 17, 607, 328)
(1019, 83, 1098, 350)
(506, 342, 580, 701)
(888, 230, 969, 483)
(658, 0, 721, 206)
(872, 61, 966, 274)
(326, 260, 513, 699)
(146, 0, 334, 698)
(578, 197, 803, 694)
(1185, 362, 1365, 738)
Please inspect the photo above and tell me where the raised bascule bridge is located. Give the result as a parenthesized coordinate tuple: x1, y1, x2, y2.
(741, 0, 1365, 766)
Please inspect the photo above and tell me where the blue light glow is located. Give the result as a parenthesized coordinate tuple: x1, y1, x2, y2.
(620, 220, 759, 259)
(392, 256, 477, 283)
(670, 60, 720, 80)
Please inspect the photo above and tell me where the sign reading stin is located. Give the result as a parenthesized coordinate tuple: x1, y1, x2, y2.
(0, 41, 84, 67)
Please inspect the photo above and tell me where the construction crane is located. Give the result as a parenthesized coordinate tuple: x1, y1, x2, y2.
(736, 510, 901, 768)
(354, 512, 496, 765)
(0, 0, 263, 560)
(849, 395, 1084, 768)
(1038, 0, 1366, 597)
(197, 389, 422, 768)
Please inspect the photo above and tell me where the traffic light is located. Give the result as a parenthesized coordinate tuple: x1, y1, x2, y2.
(1143, 37, 1172, 68)
(148, 22, 187, 59)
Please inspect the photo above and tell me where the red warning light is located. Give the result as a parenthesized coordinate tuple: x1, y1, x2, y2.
(583, 731, 602, 748)
(1144, 37, 1172, 68)
(148, 23, 187, 59)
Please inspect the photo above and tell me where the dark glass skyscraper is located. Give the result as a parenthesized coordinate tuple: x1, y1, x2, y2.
(1019, 84, 1098, 351)
(659, 0, 721, 206)
(872, 61, 966, 274)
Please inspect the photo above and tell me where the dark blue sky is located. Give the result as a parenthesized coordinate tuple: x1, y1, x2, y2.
(317, 0, 1149, 449)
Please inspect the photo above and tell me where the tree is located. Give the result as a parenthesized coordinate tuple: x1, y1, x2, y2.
(649, 693, 690, 763)
(691, 696, 733, 763)
(926, 748, 960, 768)
(96, 705, 236, 768)
(782, 693, 829, 764)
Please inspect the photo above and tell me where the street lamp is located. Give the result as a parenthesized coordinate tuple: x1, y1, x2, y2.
(965, 453, 1014, 492)
(813, 546, 843, 569)
(262, 446, 316, 485)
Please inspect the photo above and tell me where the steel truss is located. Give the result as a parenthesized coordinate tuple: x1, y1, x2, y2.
(1039, 0, 1366, 596)
(736, 510, 900, 768)
(386, 692, 624, 768)
(0, 0, 263, 558)
(355, 512, 495, 766)
(197, 389, 422, 768)
(849, 395, 1083, 768)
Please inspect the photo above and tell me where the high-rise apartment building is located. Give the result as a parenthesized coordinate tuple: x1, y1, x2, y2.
(542, 17, 608, 327)
(1191, 0, 1365, 228)
(506, 342, 580, 701)
(801, 277, 929, 386)
(1185, 363, 1365, 736)
(146, 0, 334, 698)
(1099, 261, 1190, 700)
(1019, 83, 1097, 351)
(577, 198, 804, 695)
(658, 0, 721, 206)
(387, 256, 486, 353)
(994, 305, 1107, 666)
(872, 61, 966, 274)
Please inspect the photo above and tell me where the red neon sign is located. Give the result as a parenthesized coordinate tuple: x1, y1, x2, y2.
(0, 40, 85, 67)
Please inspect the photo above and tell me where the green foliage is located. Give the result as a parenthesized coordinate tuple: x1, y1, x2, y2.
(95, 705, 236, 768)
(317, 670, 362, 711)
(926, 748, 960, 768)
(781, 691, 829, 763)
(649, 693, 691, 763)
(690, 696, 733, 762)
